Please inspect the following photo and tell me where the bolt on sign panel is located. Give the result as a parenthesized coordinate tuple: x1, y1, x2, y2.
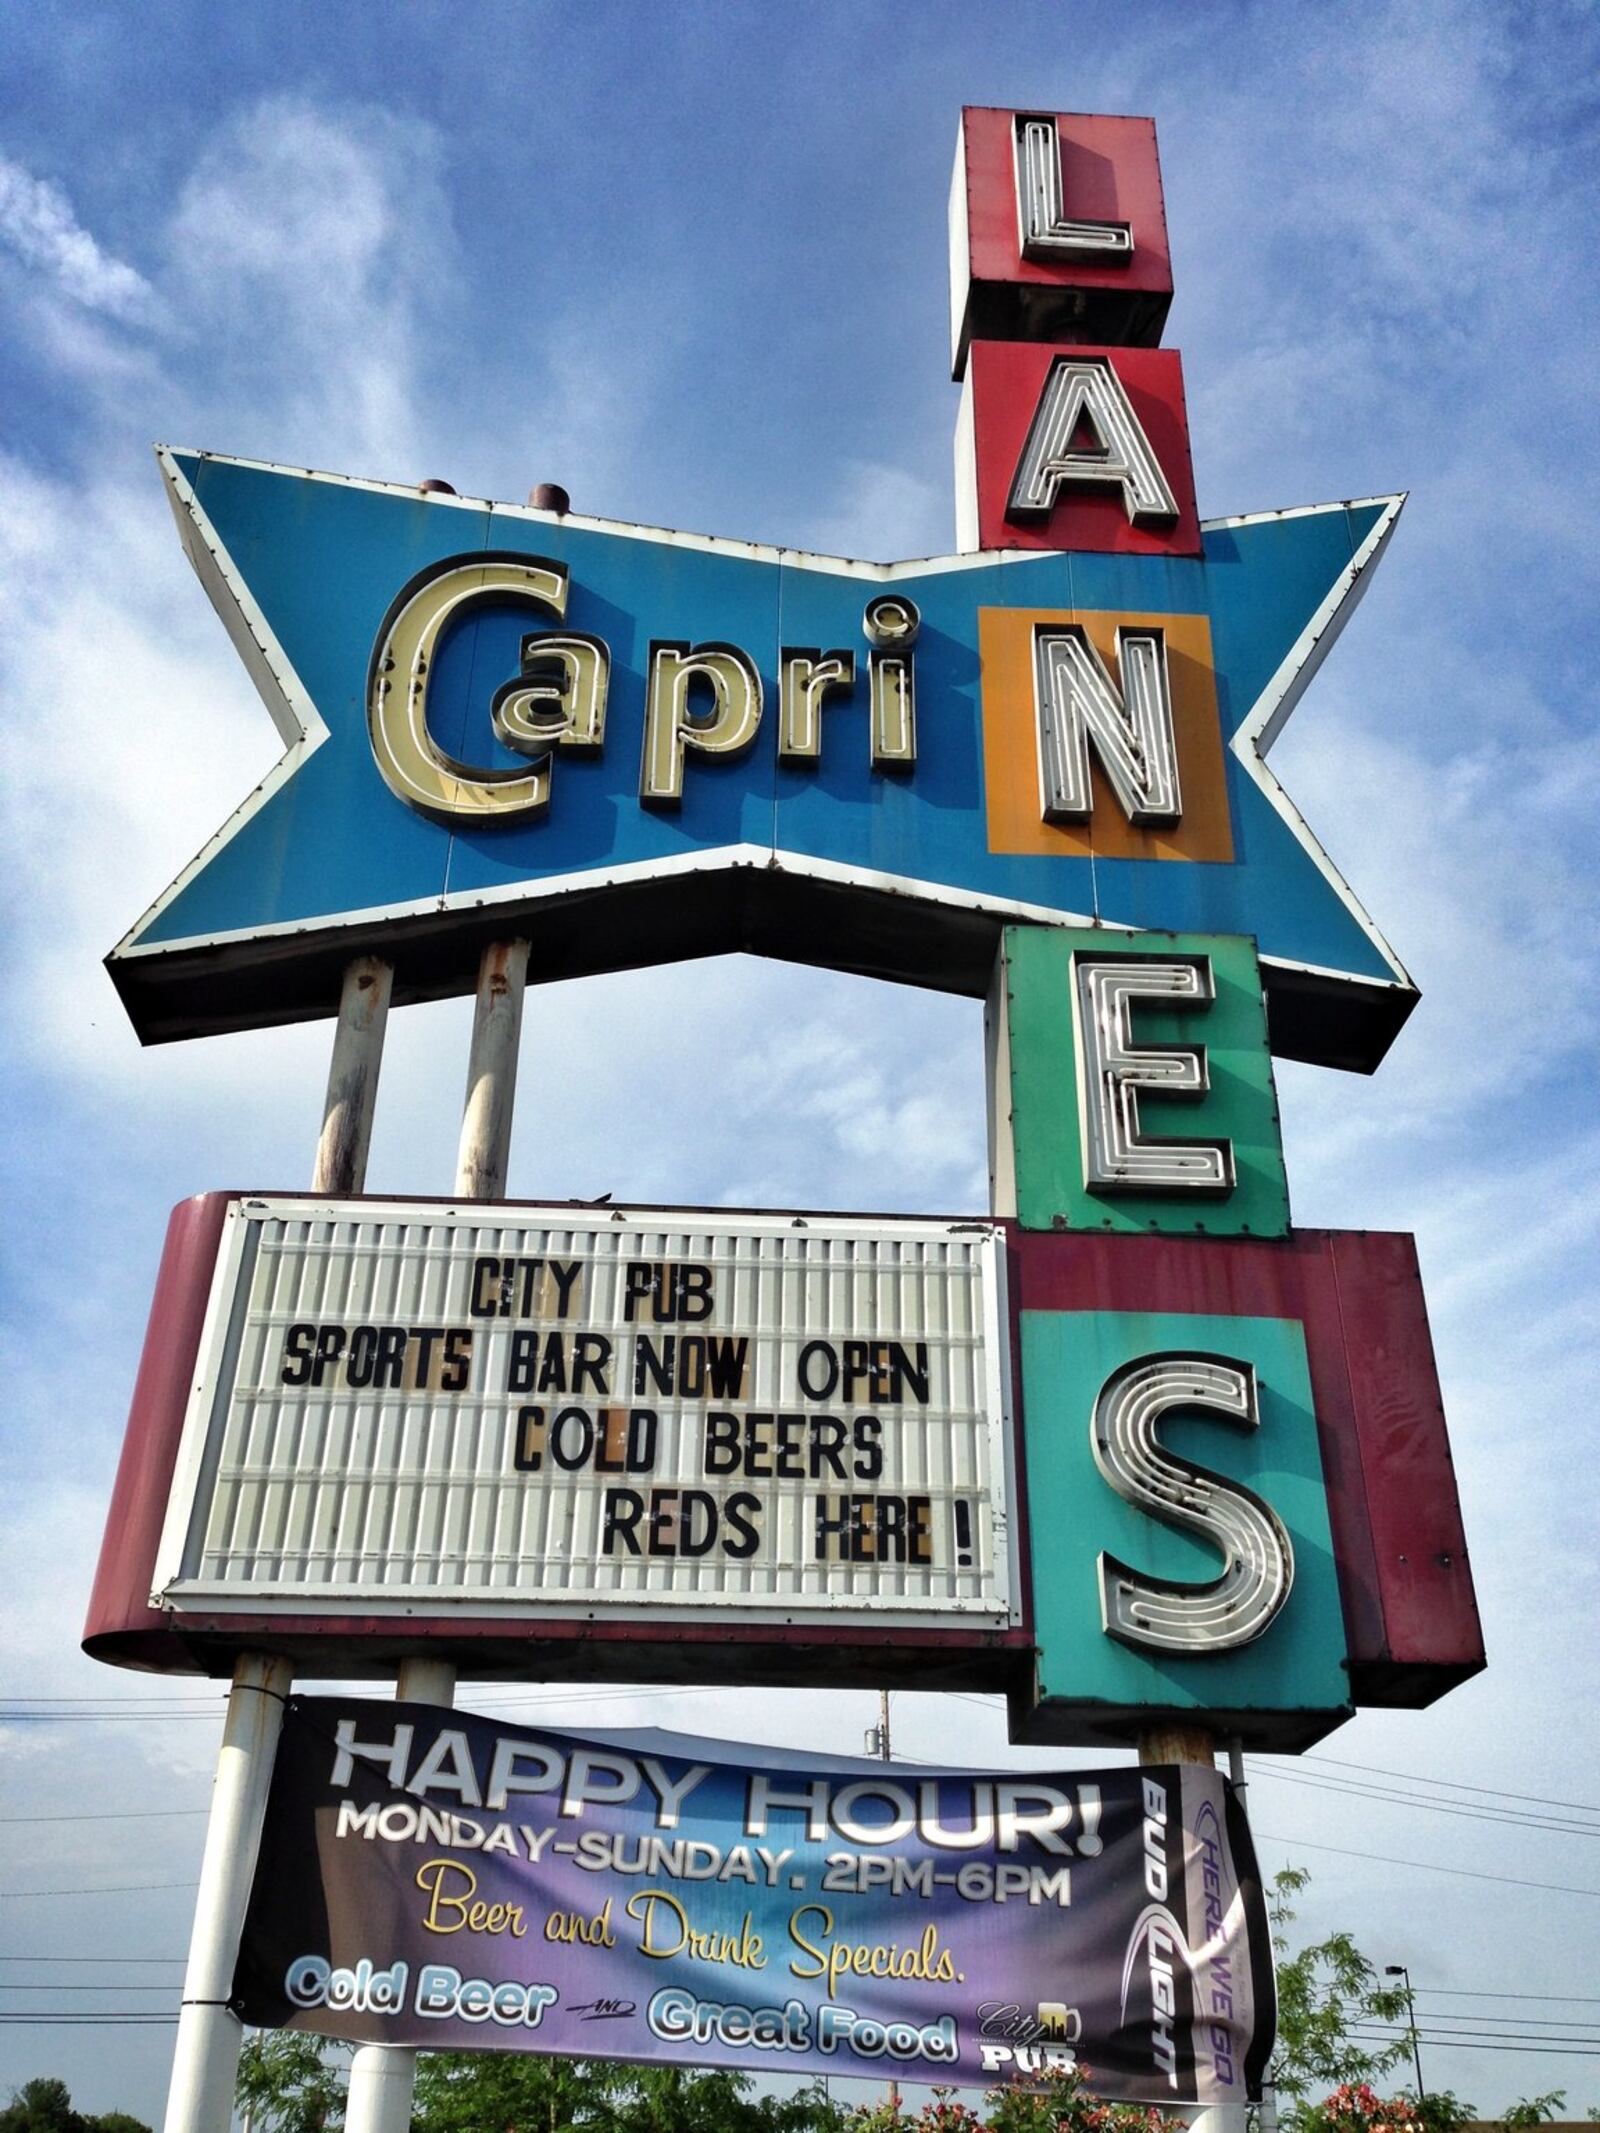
(147, 1199, 1016, 1630)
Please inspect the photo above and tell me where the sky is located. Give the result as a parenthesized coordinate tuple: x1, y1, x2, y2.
(1, 0, 1598, 2122)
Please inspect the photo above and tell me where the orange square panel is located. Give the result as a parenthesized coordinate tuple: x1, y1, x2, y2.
(979, 607, 1233, 862)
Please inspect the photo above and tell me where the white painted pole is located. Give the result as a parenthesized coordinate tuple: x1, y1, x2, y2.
(341, 1654, 459, 2133)
(164, 959, 395, 2132)
(454, 938, 530, 1201)
(345, 942, 528, 2133)
(163, 1654, 293, 2133)
(312, 957, 393, 1196)
(1185, 2109, 1248, 2133)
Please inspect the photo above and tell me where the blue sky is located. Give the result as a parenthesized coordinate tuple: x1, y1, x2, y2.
(2, 0, 1598, 2122)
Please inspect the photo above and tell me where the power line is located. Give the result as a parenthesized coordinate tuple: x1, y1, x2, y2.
(1255, 1830, 1600, 1899)
(0, 1695, 224, 1707)
(1403, 2012, 1600, 2030)
(1251, 1759, 1600, 1828)
(1413, 1986, 1600, 2004)
(1347, 2027, 1600, 2059)
(0, 1684, 707, 1724)
(0, 1881, 199, 1899)
(1299, 1752, 1600, 1818)
(0, 1714, 219, 1724)
(1399, 2013, 1600, 2030)
(1246, 1764, 1600, 1839)
(0, 1807, 208, 1823)
(1, 1684, 707, 1710)
(0, 2013, 179, 2026)
(0, 1985, 177, 1993)
(1355, 2019, 1600, 2041)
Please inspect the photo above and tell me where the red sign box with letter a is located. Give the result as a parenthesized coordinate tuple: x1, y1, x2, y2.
(956, 340, 1201, 556)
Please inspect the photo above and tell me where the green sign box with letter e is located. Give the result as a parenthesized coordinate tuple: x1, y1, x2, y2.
(1013, 1308, 1350, 1747)
(987, 924, 1290, 1237)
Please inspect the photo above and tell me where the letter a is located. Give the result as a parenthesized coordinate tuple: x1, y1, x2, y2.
(1008, 357, 1177, 525)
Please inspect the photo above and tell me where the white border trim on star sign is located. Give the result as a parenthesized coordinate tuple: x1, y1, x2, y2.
(1225, 492, 1413, 994)
(109, 449, 1413, 1008)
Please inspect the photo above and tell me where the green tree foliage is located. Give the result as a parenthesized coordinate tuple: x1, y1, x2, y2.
(0, 2079, 81, 2133)
(0, 2078, 152, 2133)
(1268, 1869, 1412, 2121)
(598, 2063, 842, 2133)
(1268, 1871, 1577, 2133)
(235, 2040, 847, 2133)
(236, 2033, 349, 2133)
(412, 2053, 847, 2133)
(849, 2069, 1164, 2133)
(1498, 2096, 1567, 2131)
(410, 2049, 617, 2133)
(1408, 2092, 1477, 2133)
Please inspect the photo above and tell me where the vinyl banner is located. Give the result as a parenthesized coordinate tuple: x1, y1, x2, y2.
(234, 1698, 1274, 2103)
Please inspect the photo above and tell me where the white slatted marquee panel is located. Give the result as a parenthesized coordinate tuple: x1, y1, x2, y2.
(153, 1198, 1015, 1625)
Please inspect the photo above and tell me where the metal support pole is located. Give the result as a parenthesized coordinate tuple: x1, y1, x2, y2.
(455, 938, 530, 1200)
(1136, 1727, 1246, 2133)
(166, 958, 392, 2131)
(1224, 1739, 1278, 2133)
(313, 957, 393, 1196)
(343, 1659, 457, 2133)
(875, 1693, 899, 2118)
(163, 1655, 293, 2133)
(347, 944, 527, 2133)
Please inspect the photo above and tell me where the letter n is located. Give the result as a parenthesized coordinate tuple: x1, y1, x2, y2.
(1034, 625, 1180, 826)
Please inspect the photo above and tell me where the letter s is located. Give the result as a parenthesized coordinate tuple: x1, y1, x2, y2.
(1090, 1353, 1292, 1653)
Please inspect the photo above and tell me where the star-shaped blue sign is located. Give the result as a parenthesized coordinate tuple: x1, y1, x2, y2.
(109, 448, 1412, 1070)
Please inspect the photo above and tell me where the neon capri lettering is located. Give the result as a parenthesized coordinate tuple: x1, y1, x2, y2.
(370, 562, 930, 824)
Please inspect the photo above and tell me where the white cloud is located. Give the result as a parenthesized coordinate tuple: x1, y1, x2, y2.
(162, 94, 454, 476)
(0, 152, 157, 321)
(0, 93, 465, 1082)
(802, 457, 950, 560)
(1271, 696, 1600, 1134)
